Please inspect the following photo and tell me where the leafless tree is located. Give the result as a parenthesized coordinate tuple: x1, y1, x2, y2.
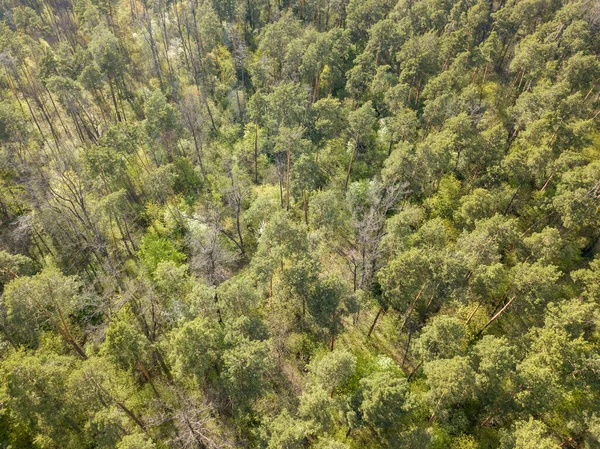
(186, 210, 239, 287)
(351, 179, 410, 291)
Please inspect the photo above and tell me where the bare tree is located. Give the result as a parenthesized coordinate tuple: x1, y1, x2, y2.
(186, 209, 239, 287)
(350, 179, 410, 291)
(167, 393, 236, 449)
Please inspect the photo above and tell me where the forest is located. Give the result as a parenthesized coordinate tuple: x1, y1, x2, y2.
(0, 0, 599, 446)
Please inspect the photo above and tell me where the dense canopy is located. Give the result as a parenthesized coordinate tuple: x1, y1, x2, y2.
(0, 0, 599, 447)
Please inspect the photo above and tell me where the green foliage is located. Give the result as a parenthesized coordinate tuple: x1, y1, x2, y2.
(222, 337, 273, 410)
(415, 315, 468, 362)
(263, 409, 307, 449)
(168, 316, 221, 385)
(116, 434, 157, 449)
(310, 349, 357, 395)
(0, 251, 35, 289)
(424, 356, 477, 423)
(2, 267, 84, 349)
(138, 233, 186, 275)
(358, 370, 415, 431)
(1, 0, 600, 446)
(500, 418, 560, 449)
(100, 316, 148, 371)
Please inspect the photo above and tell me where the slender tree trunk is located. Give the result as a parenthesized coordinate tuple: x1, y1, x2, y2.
(285, 148, 291, 210)
(144, 14, 164, 89)
(137, 361, 161, 399)
(504, 184, 521, 214)
(56, 307, 88, 359)
(279, 168, 284, 209)
(423, 294, 436, 317)
(367, 305, 384, 338)
(344, 134, 359, 192)
(477, 295, 517, 336)
(465, 299, 482, 326)
(401, 330, 413, 368)
(88, 375, 148, 433)
(190, 126, 206, 177)
(429, 390, 447, 422)
(303, 190, 308, 225)
(110, 78, 123, 122)
(200, 90, 217, 132)
(407, 360, 423, 381)
(254, 121, 259, 183)
(400, 286, 424, 332)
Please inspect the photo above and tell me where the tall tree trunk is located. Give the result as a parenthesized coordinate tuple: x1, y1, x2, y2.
(477, 295, 516, 336)
(285, 148, 291, 210)
(303, 190, 308, 225)
(367, 305, 384, 338)
(344, 134, 359, 192)
(254, 121, 259, 183)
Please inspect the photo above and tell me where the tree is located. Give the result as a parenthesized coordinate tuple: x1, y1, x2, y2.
(571, 257, 600, 303)
(307, 276, 348, 349)
(311, 96, 347, 145)
(0, 350, 84, 448)
(424, 356, 477, 423)
(144, 90, 182, 164)
(357, 370, 414, 433)
(139, 233, 186, 276)
(298, 385, 336, 433)
(117, 434, 157, 449)
(0, 250, 35, 289)
(312, 438, 349, 449)
(221, 337, 273, 411)
(344, 101, 376, 191)
(470, 335, 517, 423)
(348, 178, 408, 295)
(2, 267, 88, 357)
(309, 349, 356, 396)
(415, 315, 468, 362)
(500, 418, 560, 449)
(168, 316, 222, 386)
(263, 410, 307, 449)
(186, 212, 239, 287)
(101, 316, 149, 371)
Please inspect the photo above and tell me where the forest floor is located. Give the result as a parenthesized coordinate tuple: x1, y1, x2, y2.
(338, 306, 417, 373)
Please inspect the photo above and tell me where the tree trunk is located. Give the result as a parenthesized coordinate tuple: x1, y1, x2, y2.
(367, 305, 383, 338)
(477, 295, 516, 336)
(254, 121, 259, 183)
(464, 300, 482, 326)
(401, 330, 413, 368)
(407, 360, 423, 381)
(400, 286, 424, 332)
(88, 375, 148, 433)
(303, 190, 308, 225)
(285, 148, 291, 210)
(344, 135, 359, 192)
